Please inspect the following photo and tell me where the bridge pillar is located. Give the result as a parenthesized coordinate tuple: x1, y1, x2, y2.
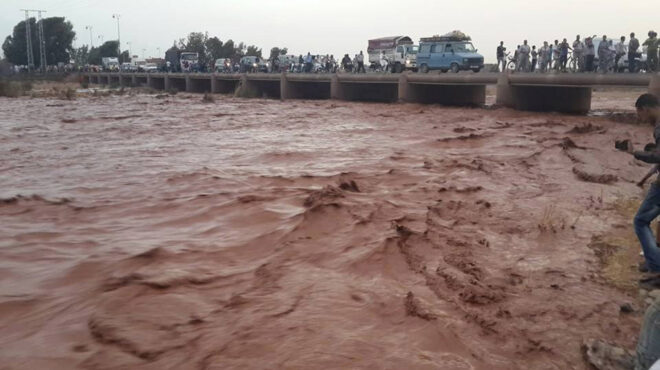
(496, 73, 591, 114)
(650, 73, 660, 98)
(397, 73, 409, 103)
(280, 73, 288, 100)
(131, 75, 137, 87)
(147, 74, 152, 89)
(401, 73, 486, 106)
(211, 75, 217, 94)
(236, 75, 260, 98)
(164, 75, 171, 91)
(185, 75, 192, 92)
(118, 74, 124, 87)
(330, 75, 344, 100)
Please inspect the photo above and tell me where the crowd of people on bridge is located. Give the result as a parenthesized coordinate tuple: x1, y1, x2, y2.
(497, 30, 659, 74)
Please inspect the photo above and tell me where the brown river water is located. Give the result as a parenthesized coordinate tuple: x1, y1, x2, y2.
(0, 88, 654, 369)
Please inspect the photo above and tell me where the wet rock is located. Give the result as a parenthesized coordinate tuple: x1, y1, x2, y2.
(619, 303, 634, 314)
(614, 139, 631, 152)
(640, 289, 649, 299)
(583, 339, 634, 370)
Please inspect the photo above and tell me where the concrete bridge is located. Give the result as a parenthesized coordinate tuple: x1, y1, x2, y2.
(83, 72, 660, 114)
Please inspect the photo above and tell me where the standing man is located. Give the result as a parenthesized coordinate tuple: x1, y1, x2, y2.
(552, 40, 561, 70)
(304, 52, 313, 73)
(584, 36, 596, 72)
(644, 31, 659, 72)
(356, 51, 365, 73)
(539, 41, 550, 73)
(531, 45, 538, 72)
(629, 32, 640, 73)
(631, 94, 660, 275)
(519, 40, 530, 72)
(573, 35, 584, 72)
(615, 36, 627, 72)
(559, 38, 572, 72)
(497, 41, 506, 72)
(598, 35, 610, 73)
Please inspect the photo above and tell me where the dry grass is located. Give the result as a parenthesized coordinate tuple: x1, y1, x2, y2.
(538, 204, 566, 233)
(589, 197, 643, 292)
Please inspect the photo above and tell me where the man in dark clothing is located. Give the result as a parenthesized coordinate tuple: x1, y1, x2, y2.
(497, 41, 506, 72)
(629, 32, 640, 73)
(631, 94, 660, 275)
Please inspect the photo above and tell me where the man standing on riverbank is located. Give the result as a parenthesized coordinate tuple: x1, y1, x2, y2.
(632, 94, 660, 276)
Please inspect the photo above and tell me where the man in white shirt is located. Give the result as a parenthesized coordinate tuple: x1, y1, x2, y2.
(615, 36, 628, 73)
(518, 40, 531, 72)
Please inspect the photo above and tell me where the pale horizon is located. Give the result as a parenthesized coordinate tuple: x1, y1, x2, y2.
(1, 0, 659, 63)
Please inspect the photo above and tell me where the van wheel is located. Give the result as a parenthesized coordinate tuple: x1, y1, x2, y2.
(420, 64, 429, 73)
(472, 68, 481, 73)
(394, 63, 403, 73)
(450, 63, 460, 73)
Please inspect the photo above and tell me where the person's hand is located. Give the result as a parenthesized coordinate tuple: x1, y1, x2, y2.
(637, 180, 646, 188)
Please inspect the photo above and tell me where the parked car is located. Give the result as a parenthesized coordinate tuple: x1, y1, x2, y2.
(120, 62, 137, 72)
(139, 63, 158, 73)
(239, 56, 268, 73)
(416, 32, 484, 73)
(215, 58, 232, 72)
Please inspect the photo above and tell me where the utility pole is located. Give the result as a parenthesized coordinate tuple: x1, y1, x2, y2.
(20, 10, 34, 71)
(37, 11, 47, 73)
(21, 9, 47, 73)
(112, 14, 121, 61)
(85, 25, 93, 47)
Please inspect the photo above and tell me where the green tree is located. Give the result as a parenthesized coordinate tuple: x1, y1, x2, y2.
(269, 47, 288, 60)
(179, 32, 208, 66)
(165, 42, 181, 70)
(87, 40, 119, 65)
(120, 50, 130, 63)
(205, 36, 224, 62)
(2, 17, 75, 66)
(246, 45, 262, 58)
(70, 45, 89, 65)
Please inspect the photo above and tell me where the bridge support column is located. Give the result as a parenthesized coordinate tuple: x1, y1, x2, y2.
(280, 73, 288, 100)
(185, 75, 192, 92)
(211, 75, 217, 94)
(496, 73, 591, 114)
(118, 74, 124, 87)
(650, 74, 660, 98)
(400, 73, 485, 106)
(164, 75, 171, 91)
(131, 75, 137, 87)
(330, 75, 344, 100)
(236, 75, 260, 98)
(147, 74, 152, 89)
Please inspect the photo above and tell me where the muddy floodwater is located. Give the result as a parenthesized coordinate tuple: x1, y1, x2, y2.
(0, 88, 654, 369)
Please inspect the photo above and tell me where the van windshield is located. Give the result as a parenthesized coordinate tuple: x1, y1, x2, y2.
(452, 42, 476, 53)
(181, 54, 198, 60)
(406, 45, 419, 54)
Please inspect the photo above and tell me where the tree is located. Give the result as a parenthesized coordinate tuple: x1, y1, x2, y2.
(70, 45, 89, 65)
(179, 32, 208, 66)
(87, 40, 119, 65)
(120, 50, 130, 63)
(269, 47, 288, 61)
(205, 36, 224, 62)
(165, 42, 181, 70)
(246, 45, 262, 58)
(2, 17, 75, 66)
(221, 39, 235, 60)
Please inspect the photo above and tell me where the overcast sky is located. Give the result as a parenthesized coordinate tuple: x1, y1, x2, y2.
(1, 0, 659, 63)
